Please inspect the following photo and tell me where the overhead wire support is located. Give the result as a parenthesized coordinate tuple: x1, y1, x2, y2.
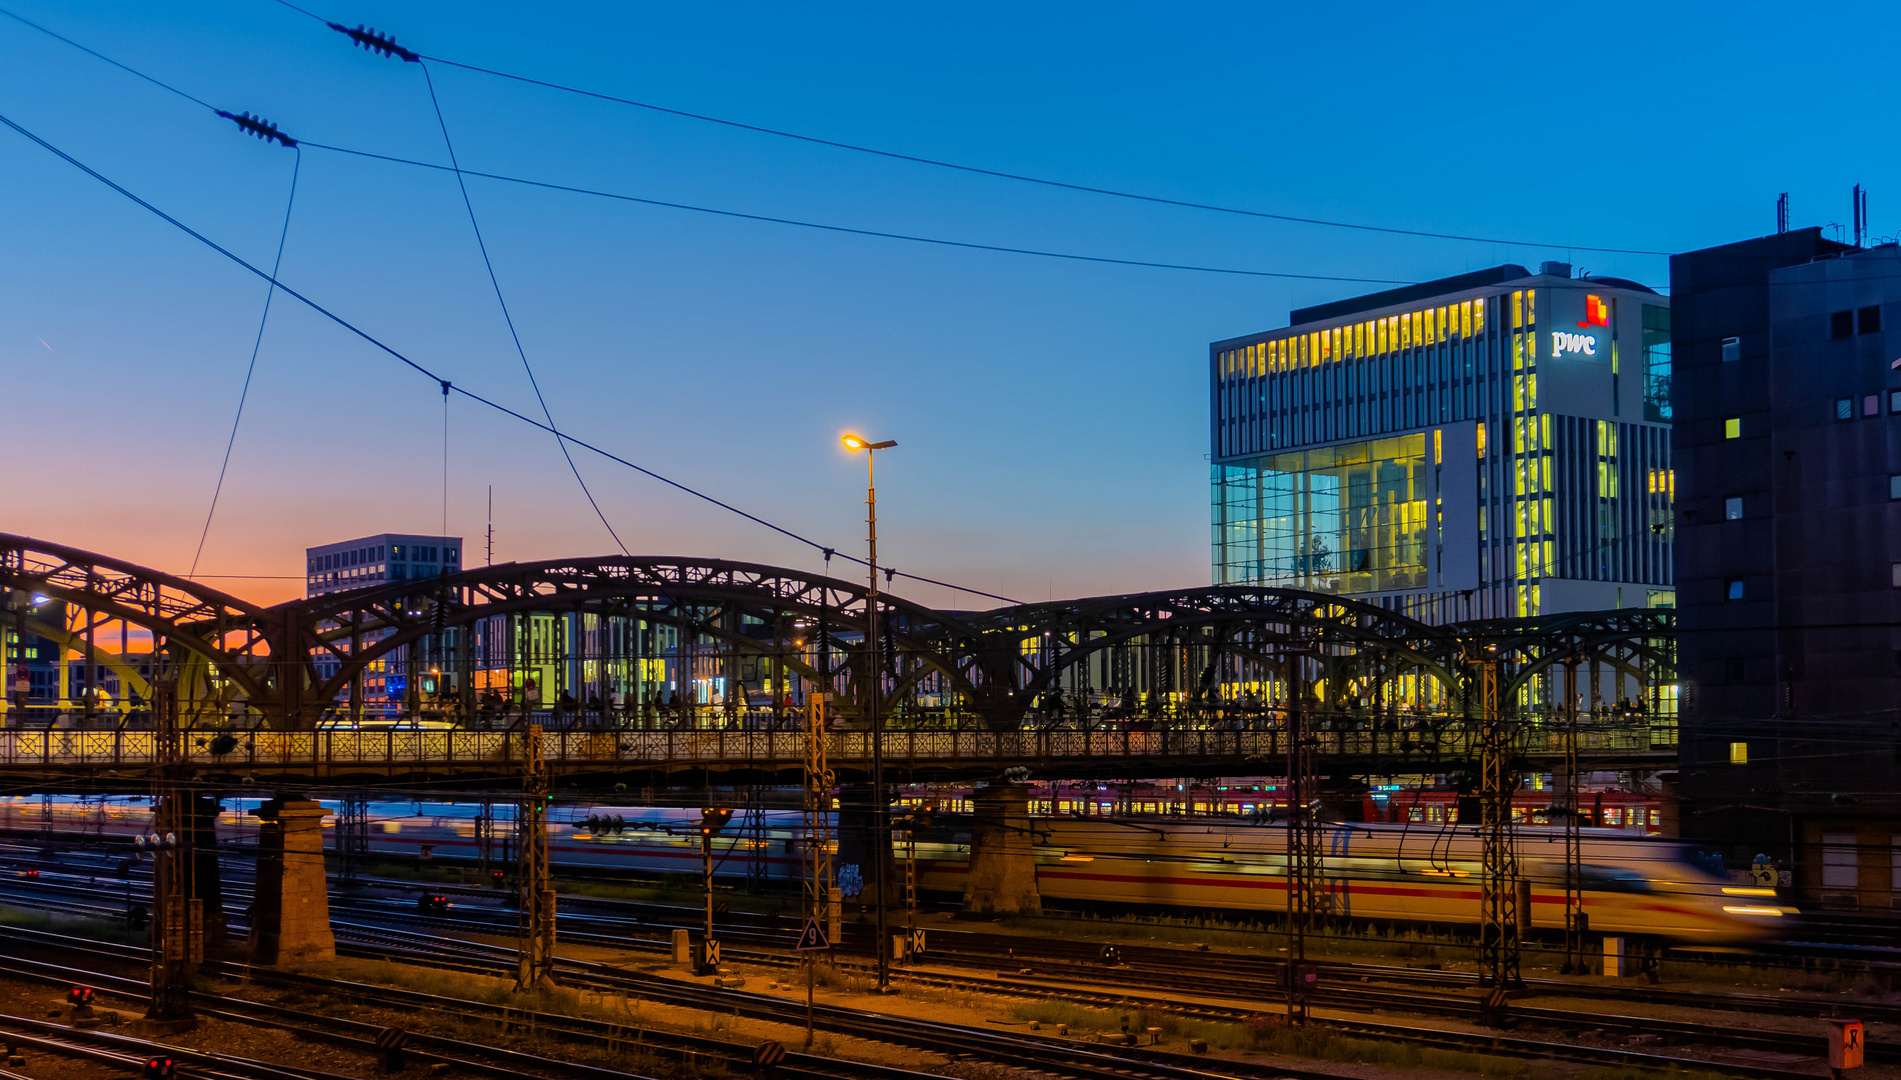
(327, 22, 417, 62)
(215, 111, 298, 147)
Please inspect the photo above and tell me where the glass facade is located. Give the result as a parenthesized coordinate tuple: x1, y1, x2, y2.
(1211, 268, 1673, 622)
(1643, 304, 1672, 422)
(1213, 435, 1428, 594)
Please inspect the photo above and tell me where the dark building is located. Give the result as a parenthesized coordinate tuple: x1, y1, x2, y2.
(1672, 226, 1901, 905)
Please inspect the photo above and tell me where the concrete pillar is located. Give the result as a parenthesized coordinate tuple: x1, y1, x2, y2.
(835, 783, 894, 904)
(964, 783, 1041, 916)
(250, 798, 334, 965)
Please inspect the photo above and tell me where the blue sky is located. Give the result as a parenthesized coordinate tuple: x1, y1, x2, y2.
(2, 0, 1894, 606)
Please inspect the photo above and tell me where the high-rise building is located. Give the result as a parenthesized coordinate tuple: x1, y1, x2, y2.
(1671, 227, 1901, 900)
(305, 533, 461, 598)
(1210, 263, 1673, 623)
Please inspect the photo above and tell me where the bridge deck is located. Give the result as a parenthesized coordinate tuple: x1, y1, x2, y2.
(0, 728, 1674, 790)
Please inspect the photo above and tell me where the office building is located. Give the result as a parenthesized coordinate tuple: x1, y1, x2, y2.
(1211, 264, 1673, 623)
(1671, 226, 1901, 901)
(306, 533, 461, 709)
(306, 534, 461, 598)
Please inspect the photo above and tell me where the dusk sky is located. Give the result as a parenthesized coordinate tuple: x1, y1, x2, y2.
(3, 0, 1894, 608)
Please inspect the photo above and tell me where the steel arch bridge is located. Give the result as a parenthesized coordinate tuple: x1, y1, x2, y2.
(1, 534, 1677, 768)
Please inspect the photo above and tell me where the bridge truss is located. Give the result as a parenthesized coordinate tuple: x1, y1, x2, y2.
(0, 535, 1676, 776)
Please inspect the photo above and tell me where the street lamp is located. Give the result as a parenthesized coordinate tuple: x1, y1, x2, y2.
(840, 432, 896, 990)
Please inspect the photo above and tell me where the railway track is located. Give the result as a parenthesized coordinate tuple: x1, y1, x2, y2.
(0, 924, 1375, 1080)
(0, 847, 1876, 1079)
(0, 859, 1877, 1068)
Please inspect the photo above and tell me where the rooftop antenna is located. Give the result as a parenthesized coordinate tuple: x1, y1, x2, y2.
(1853, 185, 1868, 247)
(1776, 192, 1790, 234)
(486, 485, 494, 566)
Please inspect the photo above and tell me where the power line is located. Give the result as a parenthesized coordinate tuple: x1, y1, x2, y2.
(298, 140, 1407, 284)
(264, 0, 1672, 258)
(0, 109, 1020, 605)
(418, 61, 630, 555)
(188, 147, 301, 579)
(0, 6, 1407, 286)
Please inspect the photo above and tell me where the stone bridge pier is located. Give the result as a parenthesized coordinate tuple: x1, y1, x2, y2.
(964, 783, 1041, 916)
(250, 798, 334, 964)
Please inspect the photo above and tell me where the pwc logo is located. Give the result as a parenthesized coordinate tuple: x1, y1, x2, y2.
(1579, 294, 1610, 328)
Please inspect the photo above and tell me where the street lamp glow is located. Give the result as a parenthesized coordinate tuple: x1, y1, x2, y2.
(841, 434, 897, 451)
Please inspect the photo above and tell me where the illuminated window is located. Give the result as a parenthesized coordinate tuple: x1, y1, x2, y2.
(1867, 395, 1881, 417)
(1725, 417, 1741, 439)
(1460, 301, 1471, 337)
(1721, 336, 1740, 363)
(1526, 289, 1536, 324)
(1729, 741, 1748, 765)
(1727, 579, 1744, 600)
(1476, 422, 1487, 458)
(1512, 290, 1524, 329)
(1725, 496, 1742, 520)
(1835, 398, 1852, 421)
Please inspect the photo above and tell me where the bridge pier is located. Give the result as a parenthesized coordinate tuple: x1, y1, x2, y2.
(964, 783, 1041, 916)
(191, 795, 225, 945)
(249, 798, 334, 965)
(836, 784, 895, 904)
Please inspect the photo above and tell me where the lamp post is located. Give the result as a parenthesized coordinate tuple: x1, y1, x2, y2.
(841, 432, 896, 990)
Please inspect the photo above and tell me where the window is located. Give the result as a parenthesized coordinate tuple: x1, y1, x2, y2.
(1725, 417, 1742, 438)
(1833, 310, 1855, 339)
(1892, 562, 1901, 588)
(392, 545, 405, 559)
(1725, 496, 1743, 520)
(1892, 390, 1901, 414)
(1891, 475, 1901, 500)
(1869, 395, 1882, 417)
(1823, 833, 1858, 891)
(1720, 336, 1740, 362)
(1837, 398, 1854, 421)
(1727, 579, 1744, 600)
(1861, 305, 1882, 334)
(1729, 741, 1748, 765)
(1726, 659, 1747, 683)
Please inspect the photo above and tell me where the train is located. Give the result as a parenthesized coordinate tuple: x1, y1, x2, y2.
(0, 792, 1781, 943)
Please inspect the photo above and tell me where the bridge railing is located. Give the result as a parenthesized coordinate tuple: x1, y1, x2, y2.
(0, 723, 1672, 771)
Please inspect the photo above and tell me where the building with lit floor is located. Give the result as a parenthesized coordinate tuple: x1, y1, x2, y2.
(1210, 263, 1674, 623)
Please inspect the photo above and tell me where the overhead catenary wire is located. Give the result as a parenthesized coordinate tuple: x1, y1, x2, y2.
(295, 140, 1408, 284)
(0, 110, 1020, 605)
(187, 146, 301, 580)
(0, 5, 1409, 285)
(264, 0, 1672, 258)
(417, 60, 630, 555)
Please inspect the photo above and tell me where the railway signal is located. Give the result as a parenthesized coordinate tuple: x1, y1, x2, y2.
(700, 806, 734, 975)
(143, 1058, 177, 1079)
